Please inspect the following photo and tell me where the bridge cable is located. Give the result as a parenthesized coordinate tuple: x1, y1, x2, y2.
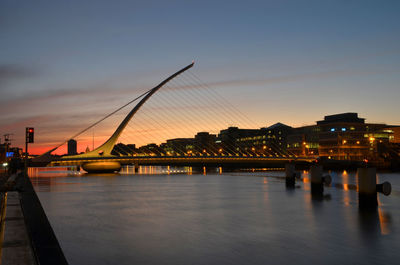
(43, 89, 152, 155)
(166, 78, 250, 156)
(185, 71, 297, 158)
(116, 86, 204, 156)
(171, 76, 257, 156)
(162, 79, 241, 156)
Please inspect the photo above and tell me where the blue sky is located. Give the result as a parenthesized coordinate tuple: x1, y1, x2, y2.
(1, 0, 400, 153)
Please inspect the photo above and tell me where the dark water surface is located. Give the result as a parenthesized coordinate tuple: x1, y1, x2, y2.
(30, 167, 400, 265)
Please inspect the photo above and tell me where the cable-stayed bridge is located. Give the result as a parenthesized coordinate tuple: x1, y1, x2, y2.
(46, 62, 314, 172)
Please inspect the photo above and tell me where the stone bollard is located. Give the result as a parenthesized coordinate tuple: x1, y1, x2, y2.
(358, 168, 377, 209)
(376, 182, 391, 196)
(323, 174, 332, 186)
(310, 165, 324, 195)
(357, 167, 392, 209)
(285, 164, 296, 188)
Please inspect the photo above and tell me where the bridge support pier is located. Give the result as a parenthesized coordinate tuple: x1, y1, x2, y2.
(310, 165, 331, 198)
(285, 164, 297, 188)
(310, 165, 324, 196)
(81, 161, 121, 173)
(358, 168, 377, 209)
(357, 167, 391, 210)
(134, 163, 139, 173)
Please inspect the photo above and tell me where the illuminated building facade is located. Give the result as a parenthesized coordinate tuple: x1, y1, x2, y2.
(165, 138, 195, 156)
(138, 143, 163, 156)
(287, 113, 395, 161)
(114, 113, 398, 162)
(287, 125, 319, 157)
(194, 132, 217, 155)
(233, 123, 292, 155)
(1, 144, 23, 162)
(218, 127, 263, 155)
(384, 126, 400, 143)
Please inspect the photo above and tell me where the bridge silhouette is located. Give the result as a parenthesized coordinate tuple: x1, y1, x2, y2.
(47, 62, 314, 172)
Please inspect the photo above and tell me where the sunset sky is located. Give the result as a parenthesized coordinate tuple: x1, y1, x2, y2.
(1, 0, 400, 155)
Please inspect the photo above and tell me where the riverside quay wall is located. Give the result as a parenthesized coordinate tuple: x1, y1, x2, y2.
(0, 172, 68, 265)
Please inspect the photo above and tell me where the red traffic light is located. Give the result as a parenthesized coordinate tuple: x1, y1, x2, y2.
(26, 127, 34, 143)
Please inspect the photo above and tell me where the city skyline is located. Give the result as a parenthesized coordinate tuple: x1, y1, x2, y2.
(12, 111, 400, 156)
(1, 0, 400, 154)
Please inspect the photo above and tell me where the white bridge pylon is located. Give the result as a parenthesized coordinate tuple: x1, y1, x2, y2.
(63, 62, 194, 158)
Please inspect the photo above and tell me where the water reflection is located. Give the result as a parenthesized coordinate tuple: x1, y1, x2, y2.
(335, 183, 357, 191)
(311, 193, 332, 202)
(28, 167, 400, 265)
(358, 208, 381, 239)
(378, 208, 392, 235)
(301, 171, 311, 192)
(83, 173, 120, 177)
(119, 165, 197, 175)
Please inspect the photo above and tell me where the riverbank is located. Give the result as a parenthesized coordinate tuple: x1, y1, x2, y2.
(0, 172, 68, 265)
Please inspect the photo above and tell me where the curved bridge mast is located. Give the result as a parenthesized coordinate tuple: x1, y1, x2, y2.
(64, 62, 194, 158)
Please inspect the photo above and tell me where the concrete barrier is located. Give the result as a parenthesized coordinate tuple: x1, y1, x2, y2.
(19, 174, 69, 265)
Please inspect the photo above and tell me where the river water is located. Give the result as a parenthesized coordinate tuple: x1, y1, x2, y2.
(29, 167, 400, 265)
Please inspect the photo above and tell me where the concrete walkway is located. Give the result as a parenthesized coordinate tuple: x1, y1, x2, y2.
(0, 191, 36, 265)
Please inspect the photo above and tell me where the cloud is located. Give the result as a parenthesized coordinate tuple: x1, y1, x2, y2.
(1, 66, 367, 113)
(0, 115, 52, 131)
(0, 64, 37, 88)
(152, 68, 392, 95)
(188, 69, 390, 89)
(2, 66, 392, 154)
(0, 76, 148, 114)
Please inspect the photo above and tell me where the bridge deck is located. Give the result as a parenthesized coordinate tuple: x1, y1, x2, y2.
(50, 156, 315, 168)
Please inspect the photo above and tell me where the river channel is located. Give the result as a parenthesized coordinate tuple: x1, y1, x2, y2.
(29, 167, 400, 265)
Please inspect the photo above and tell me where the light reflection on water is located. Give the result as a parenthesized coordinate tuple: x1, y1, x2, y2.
(30, 167, 400, 265)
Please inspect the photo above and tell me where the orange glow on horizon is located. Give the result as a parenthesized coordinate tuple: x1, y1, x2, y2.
(29, 138, 107, 156)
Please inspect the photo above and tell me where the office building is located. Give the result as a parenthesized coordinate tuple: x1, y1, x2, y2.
(67, 139, 77, 155)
